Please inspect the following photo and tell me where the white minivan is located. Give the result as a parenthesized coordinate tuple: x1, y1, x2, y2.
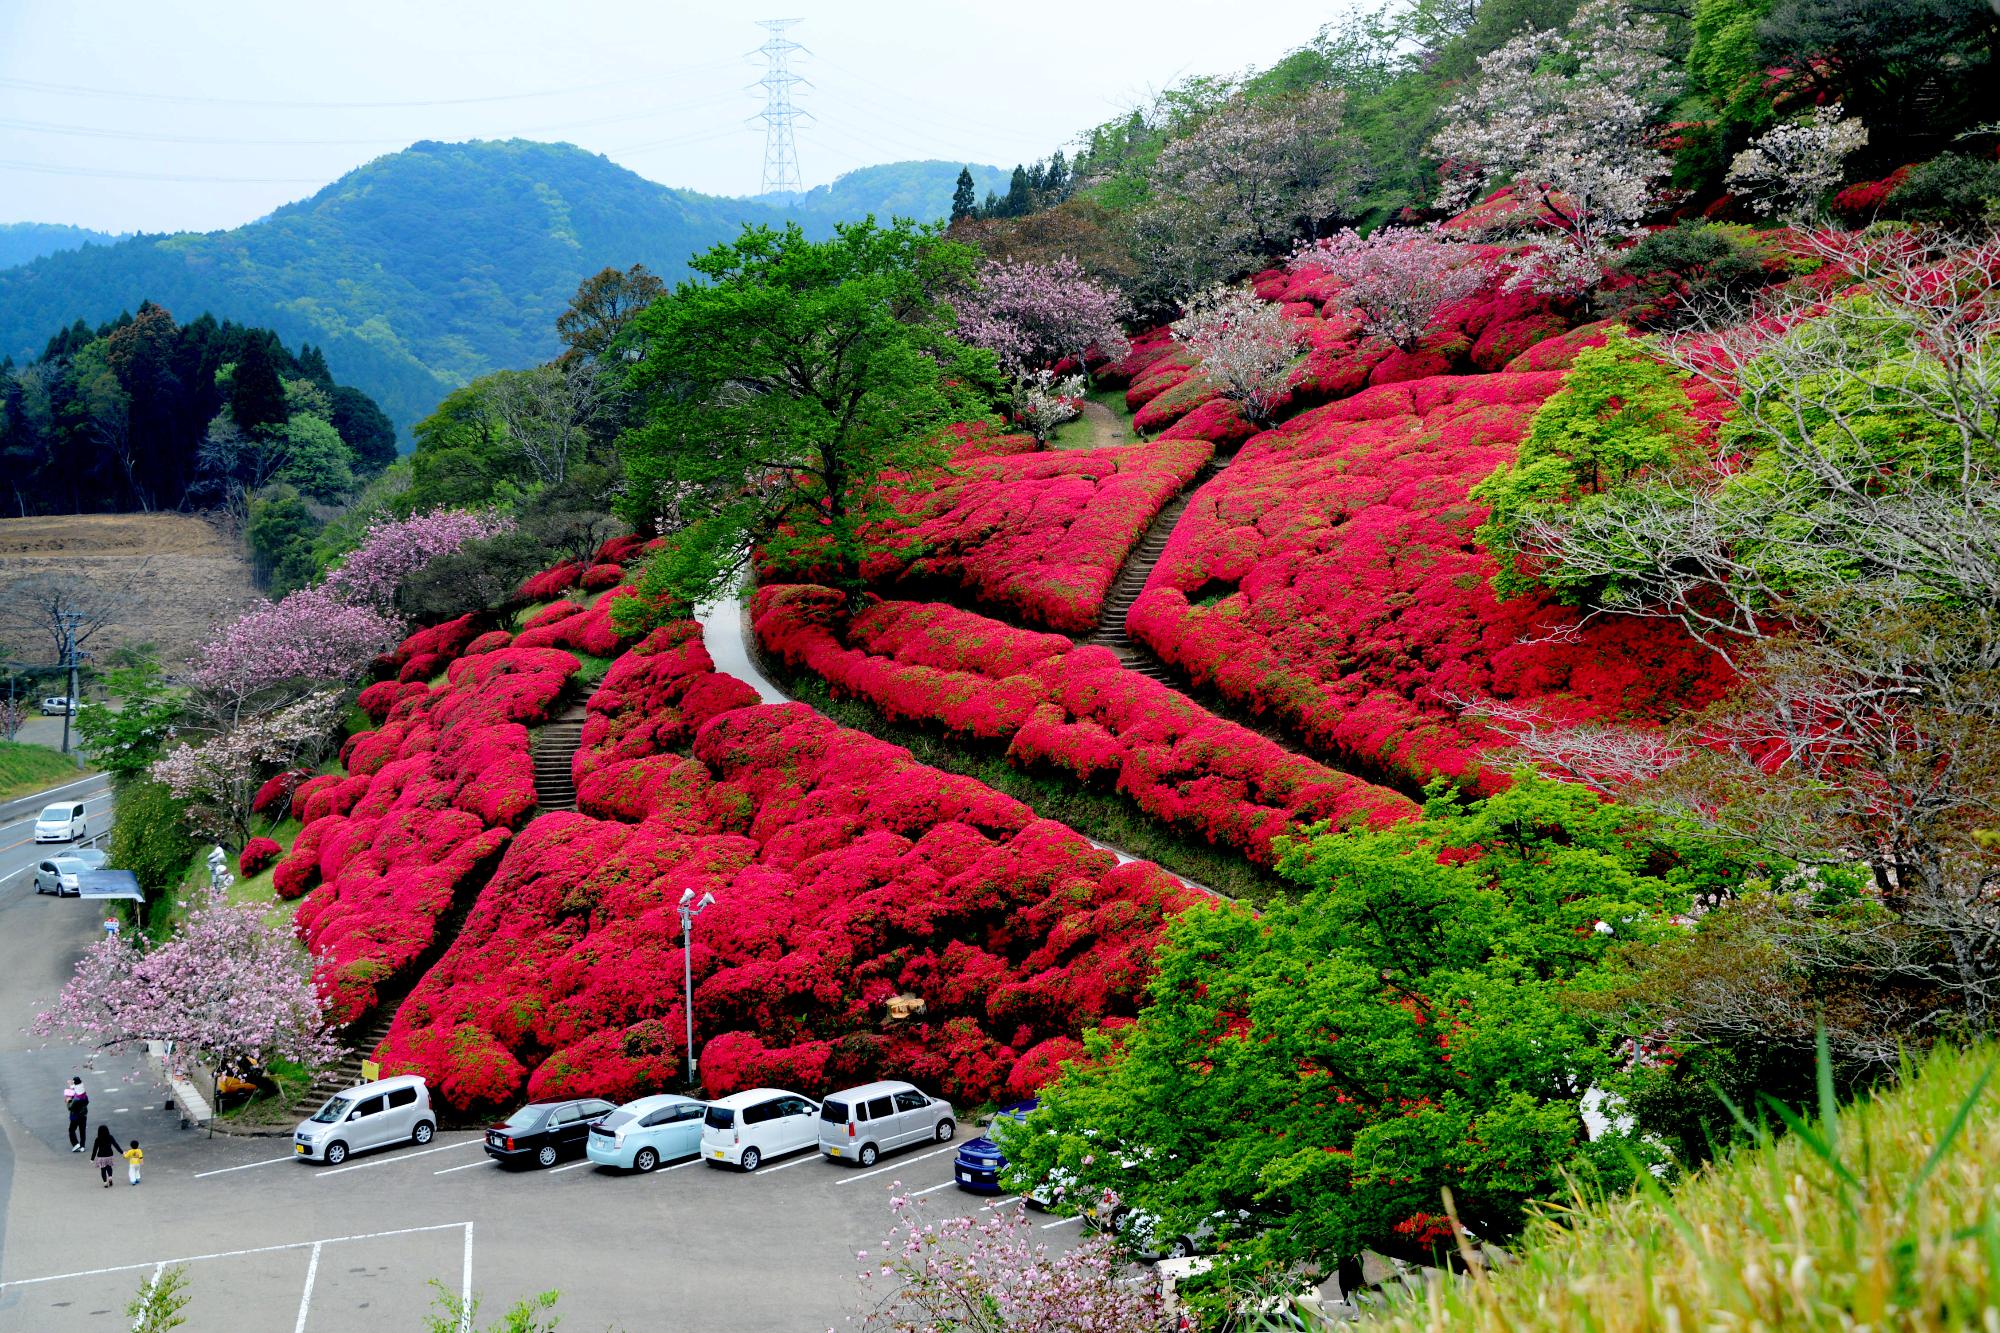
(293, 1074, 435, 1166)
(33, 802, 88, 844)
(700, 1087, 820, 1171)
(818, 1080, 956, 1167)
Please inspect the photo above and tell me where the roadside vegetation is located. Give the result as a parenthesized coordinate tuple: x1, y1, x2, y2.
(0, 737, 83, 802)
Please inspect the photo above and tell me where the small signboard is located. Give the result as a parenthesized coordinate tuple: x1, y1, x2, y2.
(359, 1059, 380, 1083)
(76, 869, 144, 902)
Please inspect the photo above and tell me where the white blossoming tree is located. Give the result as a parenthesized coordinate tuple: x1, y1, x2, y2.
(1726, 104, 1870, 225)
(1297, 227, 1494, 350)
(1013, 370, 1088, 443)
(1429, 0, 1683, 294)
(1170, 286, 1305, 427)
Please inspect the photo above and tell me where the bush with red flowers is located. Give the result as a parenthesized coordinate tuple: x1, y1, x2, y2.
(514, 587, 643, 658)
(1127, 369, 1733, 792)
(752, 587, 1416, 861)
(376, 691, 1201, 1111)
(518, 562, 583, 602)
(251, 770, 309, 817)
(580, 563, 625, 591)
(239, 837, 282, 876)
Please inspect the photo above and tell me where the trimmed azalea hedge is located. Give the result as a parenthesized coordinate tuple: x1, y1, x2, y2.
(763, 430, 1213, 633)
(374, 625, 1201, 1110)
(1127, 361, 1734, 793)
(752, 587, 1416, 864)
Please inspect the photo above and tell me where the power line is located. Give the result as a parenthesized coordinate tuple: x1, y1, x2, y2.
(0, 157, 327, 184)
(750, 18, 812, 195)
(0, 73, 661, 110)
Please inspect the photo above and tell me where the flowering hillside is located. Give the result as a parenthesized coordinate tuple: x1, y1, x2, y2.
(753, 588, 1416, 864)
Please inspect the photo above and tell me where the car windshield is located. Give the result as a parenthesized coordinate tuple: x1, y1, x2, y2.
(502, 1106, 549, 1131)
(704, 1106, 734, 1130)
(39, 806, 67, 821)
(310, 1095, 352, 1124)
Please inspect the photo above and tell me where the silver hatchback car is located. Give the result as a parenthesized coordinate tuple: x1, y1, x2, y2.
(294, 1075, 435, 1166)
(818, 1080, 955, 1168)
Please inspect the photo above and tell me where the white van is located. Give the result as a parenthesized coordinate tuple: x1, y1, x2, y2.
(700, 1087, 819, 1171)
(33, 802, 88, 844)
(818, 1080, 956, 1167)
(293, 1074, 435, 1166)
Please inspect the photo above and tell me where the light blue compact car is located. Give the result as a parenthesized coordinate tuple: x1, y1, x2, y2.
(584, 1094, 709, 1173)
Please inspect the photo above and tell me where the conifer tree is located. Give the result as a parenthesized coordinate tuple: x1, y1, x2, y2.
(950, 167, 977, 223)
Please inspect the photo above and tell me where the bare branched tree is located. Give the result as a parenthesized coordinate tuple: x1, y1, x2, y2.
(487, 360, 607, 487)
(0, 572, 129, 664)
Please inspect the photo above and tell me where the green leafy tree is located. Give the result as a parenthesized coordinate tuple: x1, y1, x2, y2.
(1474, 330, 1699, 600)
(328, 385, 398, 474)
(75, 662, 181, 778)
(1004, 777, 1744, 1289)
(555, 262, 666, 364)
(272, 415, 354, 501)
(246, 485, 322, 593)
(617, 219, 997, 618)
(109, 778, 196, 926)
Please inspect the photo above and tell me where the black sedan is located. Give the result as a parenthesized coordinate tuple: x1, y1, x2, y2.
(484, 1098, 616, 1168)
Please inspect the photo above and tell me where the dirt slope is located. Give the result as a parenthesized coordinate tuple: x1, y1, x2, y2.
(0, 513, 261, 669)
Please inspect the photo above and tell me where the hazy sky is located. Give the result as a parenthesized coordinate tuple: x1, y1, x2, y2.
(0, 1, 1349, 234)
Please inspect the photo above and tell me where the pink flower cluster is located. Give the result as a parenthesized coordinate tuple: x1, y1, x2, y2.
(1127, 361, 1734, 792)
(322, 508, 515, 611)
(753, 588, 1417, 862)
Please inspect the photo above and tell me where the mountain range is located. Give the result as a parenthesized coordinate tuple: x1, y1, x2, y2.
(0, 221, 124, 269)
(0, 143, 1003, 432)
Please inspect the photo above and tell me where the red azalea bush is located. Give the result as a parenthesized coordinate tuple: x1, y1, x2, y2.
(518, 562, 583, 601)
(377, 690, 1200, 1111)
(580, 563, 625, 591)
(593, 533, 648, 565)
(1127, 368, 1733, 792)
(753, 587, 1416, 861)
(251, 769, 309, 817)
(282, 627, 583, 1022)
(514, 587, 642, 658)
(239, 836, 282, 876)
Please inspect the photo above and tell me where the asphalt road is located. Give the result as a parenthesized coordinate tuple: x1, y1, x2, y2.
(0, 773, 1092, 1330)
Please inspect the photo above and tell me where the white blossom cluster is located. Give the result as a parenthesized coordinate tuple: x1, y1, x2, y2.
(1726, 104, 1870, 225)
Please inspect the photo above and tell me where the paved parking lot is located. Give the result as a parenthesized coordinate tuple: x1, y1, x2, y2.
(0, 1103, 1079, 1331)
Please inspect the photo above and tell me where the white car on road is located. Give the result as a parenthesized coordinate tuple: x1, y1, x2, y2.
(33, 849, 108, 896)
(33, 802, 89, 843)
(700, 1088, 820, 1171)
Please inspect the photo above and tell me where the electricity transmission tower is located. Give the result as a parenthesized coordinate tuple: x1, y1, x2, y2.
(750, 18, 811, 195)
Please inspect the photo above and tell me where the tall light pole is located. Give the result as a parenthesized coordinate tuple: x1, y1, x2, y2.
(679, 887, 716, 1090)
(57, 610, 84, 767)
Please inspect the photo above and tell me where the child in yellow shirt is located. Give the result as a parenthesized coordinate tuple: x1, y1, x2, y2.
(124, 1140, 143, 1186)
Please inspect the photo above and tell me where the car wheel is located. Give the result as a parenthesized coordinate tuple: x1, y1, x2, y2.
(1167, 1236, 1196, 1259)
(412, 1120, 434, 1145)
(857, 1144, 878, 1168)
(739, 1147, 762, 1172)
(935, 1119, 955, 1143)
(324, 1142, 348, 1166)
(536, 1143, 558, 1168)
(634, 1147, 659, 1174)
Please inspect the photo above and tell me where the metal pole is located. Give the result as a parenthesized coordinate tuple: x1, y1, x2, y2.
(681, 904, 696, 1089)
(59, 614, 79, 763)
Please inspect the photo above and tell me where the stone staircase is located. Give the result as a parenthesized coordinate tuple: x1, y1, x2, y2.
(531, 704, 589, 813)
(290, 1009, 397, 1116)
(1089, 489, 1198, 683)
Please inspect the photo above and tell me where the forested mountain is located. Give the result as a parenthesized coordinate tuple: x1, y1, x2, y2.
(755, 160, 1008, 224)
(0, 222, 122, 270)
(0, 142, 988, 435)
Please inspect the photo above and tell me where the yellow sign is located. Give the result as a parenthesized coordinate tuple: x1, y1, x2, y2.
(359, 1059, 380, 1083)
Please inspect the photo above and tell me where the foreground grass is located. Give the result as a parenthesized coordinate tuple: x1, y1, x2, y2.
(0, 738, 89, 803)
(785, 674, 1287, 903)
(1351, 1040, 2000, 1333)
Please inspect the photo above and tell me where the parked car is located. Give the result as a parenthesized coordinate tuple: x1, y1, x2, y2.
(953, 1099, 1034, 1195)
(293, 1075, 434, 1165)
(33, 802, 88, 844)
(32, 848, 108, 896)
(40, 697, 76, 716)
(818, 1080, 956, 1167)
(700, 1088, 820, 1171)
(484, 1097, 616, 1168)
(585, 1093, 708, 1173)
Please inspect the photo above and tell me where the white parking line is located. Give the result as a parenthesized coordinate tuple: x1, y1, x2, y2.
(293, 1242, 321, 1333)
(0, 1221, 472, 1290)
(908, 1180, 954, 1197)
(193, 1154, 297, 1179)
(316, 1138, 478, 1177)
(434, 1158, 492, 1176)
(1041, 1215, 1084, 1230)
(754, 1150, 822, 1175)
(984, 1197, 1025, 1210)
(549, 1160, 594, 1173)
(834, 1143, 958, 1184)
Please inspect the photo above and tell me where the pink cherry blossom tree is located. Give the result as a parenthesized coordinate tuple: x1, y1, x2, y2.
(955, 257, 1131, 378)
(151, 689, 346, 842)
(1296, 227, 1494, 351)
(33, 883, 340, 1089)
(1171, 285, 1304, 427)
(853, 1191, 1161, 1333)
(184, 587, 399, 725)
(322, 507, 515, 611)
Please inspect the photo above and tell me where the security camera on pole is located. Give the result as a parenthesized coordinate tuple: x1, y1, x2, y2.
(678, 887, 716, 1090)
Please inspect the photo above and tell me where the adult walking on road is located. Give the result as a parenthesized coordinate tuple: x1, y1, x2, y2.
(89, 1124, 117, 1188)
(64, 1076, 88, 1152)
